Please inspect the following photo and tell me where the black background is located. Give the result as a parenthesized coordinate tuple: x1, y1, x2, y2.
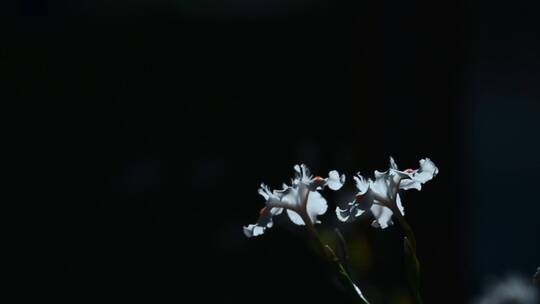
(15, 0, 540, 303)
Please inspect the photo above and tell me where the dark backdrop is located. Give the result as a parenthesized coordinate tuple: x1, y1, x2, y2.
(15, 0, 540, 303)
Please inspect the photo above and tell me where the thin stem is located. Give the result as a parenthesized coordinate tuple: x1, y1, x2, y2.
(393, 210, 417, 251)
(299, 190, 368, 303)
(302, 214, 369, 304)
(334, 228, 350, 268)
(390, 206, 422, 304)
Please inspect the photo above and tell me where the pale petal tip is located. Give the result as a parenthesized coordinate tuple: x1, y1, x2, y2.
(327, 170, 345, 190)
(335, 206, 350, 222)
(389, 156, 398, 169)
(243, 224, 265, 238)
(286, 209, 306, 226)
(371, 219, 394, 229)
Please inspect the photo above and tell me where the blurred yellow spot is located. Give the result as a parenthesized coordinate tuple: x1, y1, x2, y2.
(348, 234, 371, 272)
(391, 290, 413, 304)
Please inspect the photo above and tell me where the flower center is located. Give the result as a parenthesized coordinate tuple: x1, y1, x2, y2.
(405, 168, 414, 173)
(313, 176, 324, 182)
(356, 194, 364, 201)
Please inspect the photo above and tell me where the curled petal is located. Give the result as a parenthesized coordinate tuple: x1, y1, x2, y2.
(416, 158, 439, 182)
(286, 209, 305, 226)
(243, 206, 283, 238)
(326, 170, 345, 190)
(306, 191, 328, 224)
(370, 204, 394, 229)
(301, 164, 312, 179)
(259, 183, 288, 209)
(399, 178, 422, 191)
(389, 156, 414, 179)
(336, 201, 366, 222)
(243, 224, 265, 238)
(399, 158, 439, 191)
(336, 206, 351, 222)
(257, 183, 271, 200)
(335, 197, 368, 222)
(389, 156, 398, 170)
(294, 163, 312, 184)
(353, 174, 370, 194)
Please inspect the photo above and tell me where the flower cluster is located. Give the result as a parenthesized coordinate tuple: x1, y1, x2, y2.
(243, 157, 438, 304)
(244, 157, 438, 236)
(243, 164, 345, 237)
(336, 157, 438, 229)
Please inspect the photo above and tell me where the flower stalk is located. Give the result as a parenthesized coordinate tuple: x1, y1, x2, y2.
(244, 158, 438, 304)
(393, 209, 422, 304)
(302, 213, 370, 304)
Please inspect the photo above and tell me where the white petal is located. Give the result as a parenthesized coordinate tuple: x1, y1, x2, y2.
(399, 178, 422, 190)
(258, 183, 286, 209)
(336, 199, 367, 222)
(257, 183, 271, 200)
(399, 158, 438, 191)
(295, 163, 312, 183)
(243, 205, 284, 238)
(353, 174, 369, 194)
(336, 206, 351, 222)
(370, 204, 394, 229)
(374, 169, 386, 179)
(286, 209, 305, 225)
(306, 191, 328, 224)
(301, 164, 311, 179)
(371, 176, 390, 201)
(354, 208, 366, 217)
(270, 207, 283, 216)
(389, 156, 398, 170)
(396, 194, 405, 215)
(415, 158, 439, 183)
(326, 170, 345, 190)
(280, 187, 301, 210)
(243, 224, 265, 238)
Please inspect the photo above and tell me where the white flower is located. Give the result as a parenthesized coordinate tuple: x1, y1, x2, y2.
(336, 157, 438, 229)
(243, 164, 345, 238)
(474, 275, 538, 304)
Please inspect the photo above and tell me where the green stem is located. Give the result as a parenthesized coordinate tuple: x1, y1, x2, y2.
(334, 228, 352, 273)
(394, 211, 416, 251)
(393, 209, 422, 304)
(303, 217, 370, 304)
